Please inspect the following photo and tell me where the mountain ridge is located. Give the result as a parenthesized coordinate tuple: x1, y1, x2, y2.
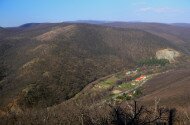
(0, 23, 183, 108)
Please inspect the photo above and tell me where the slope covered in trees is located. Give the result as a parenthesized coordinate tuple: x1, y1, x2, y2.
(104, 22, 190, 55)
(0, 23, 182, 108)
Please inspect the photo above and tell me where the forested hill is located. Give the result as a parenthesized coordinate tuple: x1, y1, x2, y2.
(0, 23, 184, 108)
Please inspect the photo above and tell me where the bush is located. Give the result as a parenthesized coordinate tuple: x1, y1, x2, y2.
(116, 93, 132, 100)
(115, 78, 126, 85)
(132, 73, 141, 80)
(133, 89, 142, 97)
(138, 58, 169, 66)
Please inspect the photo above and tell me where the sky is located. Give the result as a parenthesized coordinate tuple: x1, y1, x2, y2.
(0, 0, 190, 27)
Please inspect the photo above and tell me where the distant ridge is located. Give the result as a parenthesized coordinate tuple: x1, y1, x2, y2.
(172, 23, 190, 28)
(18, 23, 61, 29)
(103, 21, 190, 54)
(2, 20, 190, 28)
(66, 20, 113, 24)
(19, 23, 43, 28)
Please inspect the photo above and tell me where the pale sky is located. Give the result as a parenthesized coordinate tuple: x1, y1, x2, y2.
(0, 0, 190, 27)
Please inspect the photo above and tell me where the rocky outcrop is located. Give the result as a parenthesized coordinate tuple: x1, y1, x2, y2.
(156, 48, 180, 62)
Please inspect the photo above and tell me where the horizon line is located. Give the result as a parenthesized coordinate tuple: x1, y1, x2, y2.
(1, 20, 190, 28)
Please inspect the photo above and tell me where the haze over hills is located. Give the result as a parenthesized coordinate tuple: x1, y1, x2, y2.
(0, 21, 190, 124)
(172, 23, 190, 28)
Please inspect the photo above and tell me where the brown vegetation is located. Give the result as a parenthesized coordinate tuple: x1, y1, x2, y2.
(0, 22, 190, 124)
(0, 23, 179, 109)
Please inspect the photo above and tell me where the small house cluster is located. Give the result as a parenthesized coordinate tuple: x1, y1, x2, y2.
(135, 75, 146, 82)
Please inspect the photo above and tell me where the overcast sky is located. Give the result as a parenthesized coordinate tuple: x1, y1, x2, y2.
(0, 0, 190, 27)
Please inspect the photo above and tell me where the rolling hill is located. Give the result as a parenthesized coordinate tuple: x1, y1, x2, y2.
(0, 22, 190, 125)
(0, 23, 183, 109)
(172, 23, 190, 28)
(104, 22, 190, 54)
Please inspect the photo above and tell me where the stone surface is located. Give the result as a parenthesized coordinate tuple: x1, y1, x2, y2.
(156, 48, 180, 62)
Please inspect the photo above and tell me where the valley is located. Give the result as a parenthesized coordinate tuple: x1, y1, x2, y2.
(0, 22, 190, 124)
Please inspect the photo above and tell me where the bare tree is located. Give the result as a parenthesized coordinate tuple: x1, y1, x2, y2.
(110, 100, 176, 125)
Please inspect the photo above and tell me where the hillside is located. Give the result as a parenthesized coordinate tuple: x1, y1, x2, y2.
(138, 65, 190, 121)
(1, 59, 188, 124)
(104, 22, 190, 54)
(172, 23, 190, 28)
(0, 23, 183, 109)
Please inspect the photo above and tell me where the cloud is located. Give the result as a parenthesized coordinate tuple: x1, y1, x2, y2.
(138, 7, 183, 14)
